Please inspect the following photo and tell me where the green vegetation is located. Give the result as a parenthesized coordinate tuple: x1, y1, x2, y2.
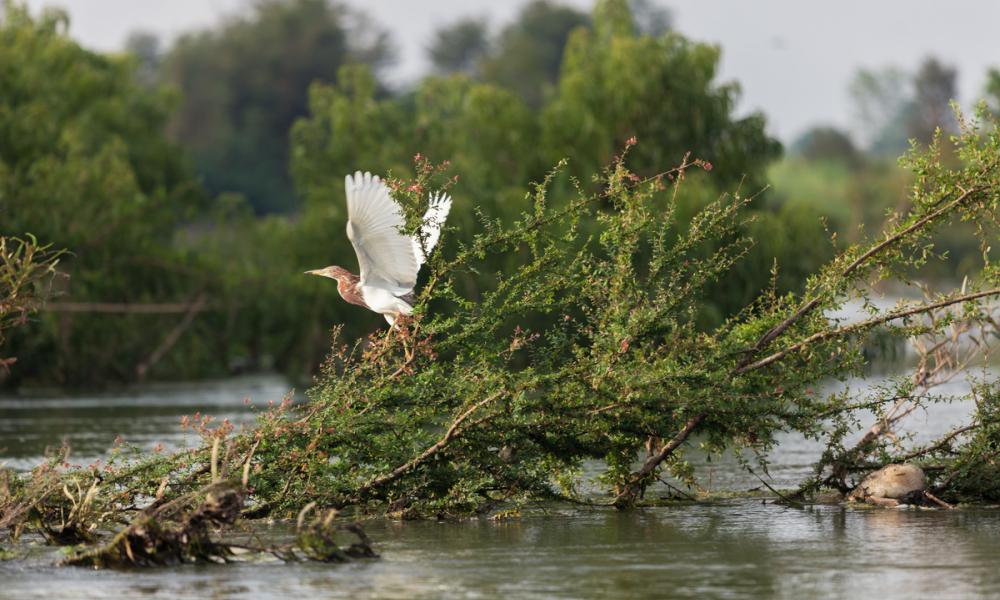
(0, 235, 60, 379)
(3, 0, 1000, 566)
(161, 0, 393, 214)
(1, 0, 826, 388)
(770, 56, 999, 281)
(2, 110, 999, 558)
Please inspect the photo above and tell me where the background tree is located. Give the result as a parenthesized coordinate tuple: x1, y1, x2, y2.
(160, 0, 394, 214)
(791, 126, 861, 168)
(907, 57, 958, 143)
(427, 18, 490, 76)
(479, 0, 590, 108)
(850, 57, 959, 156)
(849, 66, 911, 156)
(294, 0, 820, 329)
(629, 0, 672, 36)
(542, 0, 780, 187)
(986, 68, 1000, 117)
(123, 31, 161, 88)
(0, 4, 209, 385)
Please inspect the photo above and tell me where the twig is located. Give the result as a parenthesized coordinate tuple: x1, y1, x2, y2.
(740, 185, 982, 362)
(353, 390, 505, 499)
(899, 424, 978, 462)
(923, 490, 954, 509)
(746, 467, 804, 508)
(735, 288, 1000, 374)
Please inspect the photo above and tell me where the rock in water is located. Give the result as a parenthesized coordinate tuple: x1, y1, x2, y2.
(848, 464, 926, 504)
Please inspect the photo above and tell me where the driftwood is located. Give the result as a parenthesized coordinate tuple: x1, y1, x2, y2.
(136, 294, 208, 381)
(39, 295, 212, 381)
(42, 301, 213, 314)
(62, 481, 377, 568)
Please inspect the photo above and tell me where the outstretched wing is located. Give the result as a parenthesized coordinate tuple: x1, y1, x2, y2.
(412, 191, 453, 265)
(344, 171, 419, 294)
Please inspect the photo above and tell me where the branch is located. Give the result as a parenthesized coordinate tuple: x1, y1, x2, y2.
(735, 287, 1000, 374)
(739, 185, 982, 363)
(352, 391, 505, 499)
(611, 414, 705, 509)
(136, 294, 207, 381)
(614, 180, 992, 506)
(899, 424, 978, 463)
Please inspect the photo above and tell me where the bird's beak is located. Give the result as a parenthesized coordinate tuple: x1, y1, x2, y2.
(304, 269, 324, 277)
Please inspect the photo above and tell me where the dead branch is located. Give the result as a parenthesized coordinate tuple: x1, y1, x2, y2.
(136, 293, 207, 381)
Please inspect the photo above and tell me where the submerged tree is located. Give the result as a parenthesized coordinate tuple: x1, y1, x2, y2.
(3, 107, 998, 555)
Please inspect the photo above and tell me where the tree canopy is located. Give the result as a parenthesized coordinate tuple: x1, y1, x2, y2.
(161, 0, 394, 214)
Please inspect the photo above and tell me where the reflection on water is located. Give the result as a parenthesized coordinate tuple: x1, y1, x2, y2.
(3, 504, 1000, 599)
(0, 375, 289, 471)
(2, 374, 1000, 599)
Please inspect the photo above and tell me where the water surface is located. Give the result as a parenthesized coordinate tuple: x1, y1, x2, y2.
(2, 374, 998, 599)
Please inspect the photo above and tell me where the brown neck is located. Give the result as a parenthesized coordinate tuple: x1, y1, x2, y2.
(336, 273, 368, 309)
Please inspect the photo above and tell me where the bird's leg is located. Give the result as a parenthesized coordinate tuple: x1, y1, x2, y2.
(393, 314, 415, 363)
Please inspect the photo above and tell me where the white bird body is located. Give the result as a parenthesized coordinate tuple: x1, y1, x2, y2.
(306, 171, 453, 325)
(359, 285, 413, 323)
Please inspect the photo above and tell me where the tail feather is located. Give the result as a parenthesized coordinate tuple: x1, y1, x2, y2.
(412, 191, 453, 265)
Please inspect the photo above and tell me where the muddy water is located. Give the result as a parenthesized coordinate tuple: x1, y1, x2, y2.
(1, 374, 999, 599)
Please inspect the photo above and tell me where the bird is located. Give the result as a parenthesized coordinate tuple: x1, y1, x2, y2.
(306, 171, 452, 326)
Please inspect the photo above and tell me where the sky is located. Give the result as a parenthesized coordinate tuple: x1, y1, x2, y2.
(21, 0, 1000, 143)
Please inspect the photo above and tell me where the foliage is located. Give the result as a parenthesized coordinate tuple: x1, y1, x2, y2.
(0, 3, 376, 386)
(986, 68, 1000, 116)
(427, 18, 491, 76)
(0, 3, 216, 386)
(221, 110, 1000, 514)
(0, 236, 60, 375)
(429, 0, 672, 99)
(850, 57, 959, 157)
(939, 380, 1000, 502)
(1, 106, 998, 567)
(542, 1, 780, 188)
(293, 0, 800, 330)
(161, 0, 394, 214)
(791, 126, 861, 169)
(478, 0, 590, 108)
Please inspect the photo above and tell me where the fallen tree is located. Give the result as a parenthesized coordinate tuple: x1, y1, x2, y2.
(2, 110, 1000, 565)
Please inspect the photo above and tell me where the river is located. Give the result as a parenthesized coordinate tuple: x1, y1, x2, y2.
(1, 373, 998, 599)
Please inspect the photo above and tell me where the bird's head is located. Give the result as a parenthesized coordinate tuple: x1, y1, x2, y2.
(304, 265, 353, 282)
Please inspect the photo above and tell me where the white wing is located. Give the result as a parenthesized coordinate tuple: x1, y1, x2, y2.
(345, 171, 419, 294)
(412, 191, 453, 265)
(343, 172, 453, 294)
